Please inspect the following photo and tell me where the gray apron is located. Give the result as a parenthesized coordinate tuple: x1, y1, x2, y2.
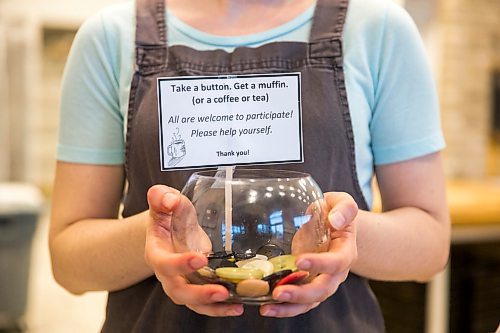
(102, 0, 385, 331)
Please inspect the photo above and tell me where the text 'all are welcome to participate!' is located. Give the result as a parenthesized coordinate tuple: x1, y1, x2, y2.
(157, 73, 303, 170)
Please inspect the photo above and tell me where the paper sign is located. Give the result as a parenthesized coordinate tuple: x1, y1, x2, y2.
(157, 73, 302, 170)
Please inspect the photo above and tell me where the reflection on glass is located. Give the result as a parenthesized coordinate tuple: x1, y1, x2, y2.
(171, 168, 331, 304)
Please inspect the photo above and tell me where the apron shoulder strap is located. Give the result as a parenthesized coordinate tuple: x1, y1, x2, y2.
(309, 0, 349, 59)
(134, 0, 168, 71)
(135, 0, 167, 46)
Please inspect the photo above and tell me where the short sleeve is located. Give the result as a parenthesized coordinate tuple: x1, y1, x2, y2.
(57, 11, 125, 165)
(370, 3, 445, 165)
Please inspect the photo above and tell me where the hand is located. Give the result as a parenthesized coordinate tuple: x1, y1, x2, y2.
(260, 191, 358, 317)
(144, 185, 244, 317)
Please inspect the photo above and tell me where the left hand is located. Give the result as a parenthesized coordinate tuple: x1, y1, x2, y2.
(260, 191, 358, 317)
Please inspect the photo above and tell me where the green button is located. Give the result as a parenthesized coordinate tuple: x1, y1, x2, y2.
(215, 267, 264, 282)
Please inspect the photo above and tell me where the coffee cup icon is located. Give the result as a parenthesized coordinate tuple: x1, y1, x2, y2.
(167, 139, 186, 166)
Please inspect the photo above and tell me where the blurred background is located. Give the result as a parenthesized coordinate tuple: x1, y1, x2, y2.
(0, 0, 498, 332)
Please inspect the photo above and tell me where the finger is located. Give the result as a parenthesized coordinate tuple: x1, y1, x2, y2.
(147, 185, 208, 252)
(324, 192, 358, 229)
(187, 303, 244, 317)
(296, 239, 356, 275)
(304, 271, 348, 297)
(146, 247, 207, 277)
(161, 276, 231, 305)
(260, 300, 319, 318)
(147, 185, 180, 214)
(268, 272, 347, 305)
(274, 275, 336, 303)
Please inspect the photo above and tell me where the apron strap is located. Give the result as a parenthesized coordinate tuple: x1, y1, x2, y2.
(308, 0, 349, 59)
(135, 0, 168, 70)
(134, 0, 349, 67)
(136, 0, 167, 46)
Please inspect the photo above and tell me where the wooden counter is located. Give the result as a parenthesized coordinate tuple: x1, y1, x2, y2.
(372, 178, 500, 243)
(446, 178, 500, 225)
(446, 178, 500, 243)
(372, 178, 500, 225)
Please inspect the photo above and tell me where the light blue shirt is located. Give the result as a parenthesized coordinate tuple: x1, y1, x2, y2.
(57, 0, 445, 207)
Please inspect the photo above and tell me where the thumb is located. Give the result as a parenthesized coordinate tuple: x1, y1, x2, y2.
(147, 185, 181, 214)
(324, 192, 358, 230)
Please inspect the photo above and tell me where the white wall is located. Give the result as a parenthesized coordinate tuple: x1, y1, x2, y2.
(0, 0, 125, 186)
(1, 0, 125, 28)
(0, 23, 9, 181)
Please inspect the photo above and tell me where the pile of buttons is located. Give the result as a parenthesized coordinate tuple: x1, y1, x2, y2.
(187, 244, 310, 302)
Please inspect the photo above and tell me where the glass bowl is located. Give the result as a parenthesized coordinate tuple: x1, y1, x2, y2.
(171, 168, 330, 304)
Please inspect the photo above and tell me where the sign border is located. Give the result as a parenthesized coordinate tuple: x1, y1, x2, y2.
(157, 73, 303, 171)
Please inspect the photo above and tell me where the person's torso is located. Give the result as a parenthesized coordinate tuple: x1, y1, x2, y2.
(101, 0, 385, 332)
(98, 0, 395, 207)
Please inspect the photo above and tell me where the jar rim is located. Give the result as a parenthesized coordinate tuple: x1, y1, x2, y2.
(191, 168, 313, 182)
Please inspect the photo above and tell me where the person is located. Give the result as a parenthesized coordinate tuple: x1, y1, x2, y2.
(49, 0, 451, 331)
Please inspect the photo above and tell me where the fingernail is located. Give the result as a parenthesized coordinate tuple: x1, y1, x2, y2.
(276, 291, 291, 302)
(189, 256, 205, 270)
(329, 211, 346, 229)
(210, 292, 226, 302)
(227, 307, 243, 316)
(161, 192, 179, 210)
(262, 309, 276, 317)
(297, 259, 311, 270)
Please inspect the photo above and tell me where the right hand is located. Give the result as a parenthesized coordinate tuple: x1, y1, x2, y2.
(144, 185, 244, 316)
